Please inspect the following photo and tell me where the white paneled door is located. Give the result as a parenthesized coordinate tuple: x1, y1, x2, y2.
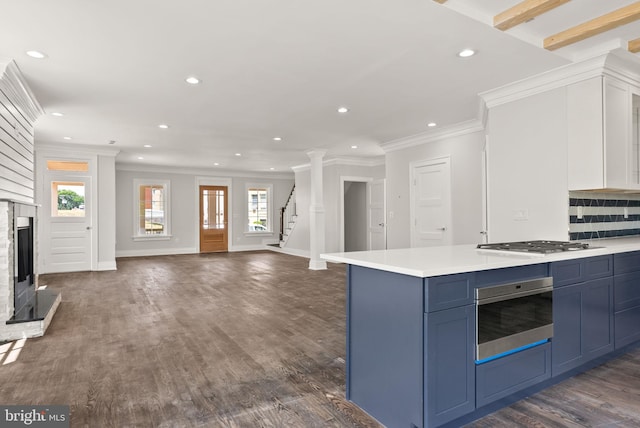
(367, 179, 386, 250)
(411, 157, 452, 247)
(41, 174, 93, 273)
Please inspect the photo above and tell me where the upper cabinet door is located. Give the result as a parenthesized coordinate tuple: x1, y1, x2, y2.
(568, 75, 638, 190)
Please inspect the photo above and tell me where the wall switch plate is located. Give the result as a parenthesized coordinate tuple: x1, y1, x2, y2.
(513, 209, 529, 221)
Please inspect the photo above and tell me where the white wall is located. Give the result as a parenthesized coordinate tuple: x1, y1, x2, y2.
(115, 166, 294, 257)
(97, 155, 117, 270)
(486, 87, 568, 242)
(385, 131, 486, 249)
(344, 181, 367, 252)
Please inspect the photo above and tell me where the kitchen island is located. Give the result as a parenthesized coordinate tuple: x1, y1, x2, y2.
(321, 237, 640, 428)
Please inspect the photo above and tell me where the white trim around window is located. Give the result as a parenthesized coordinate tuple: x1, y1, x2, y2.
(245, 182, 273, 234)
(132, 178, 172, 241)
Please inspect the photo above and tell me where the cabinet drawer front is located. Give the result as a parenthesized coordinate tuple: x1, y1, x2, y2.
(476, 343, 551, 408)
(551, 255, 612, 287)
(614, 272, 640, 312)
(615, 251, 640, 275)
(475, 264, 548, 287)
(615, 306, 640, 349)
(425, 273, 473, 312)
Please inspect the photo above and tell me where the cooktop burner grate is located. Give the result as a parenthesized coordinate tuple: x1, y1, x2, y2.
(477, 240, 590, 254)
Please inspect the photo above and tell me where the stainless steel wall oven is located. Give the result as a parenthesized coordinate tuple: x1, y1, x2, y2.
(475, 277, 553, 363)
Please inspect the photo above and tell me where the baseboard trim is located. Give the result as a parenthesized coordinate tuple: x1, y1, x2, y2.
(97, 261, 118, 271)
(115, 247, 197, 258)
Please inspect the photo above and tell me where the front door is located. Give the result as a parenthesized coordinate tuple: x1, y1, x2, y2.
(41, 175, 92, 272)
(411, 157, 452, 247)
(200, 185, 228, 253)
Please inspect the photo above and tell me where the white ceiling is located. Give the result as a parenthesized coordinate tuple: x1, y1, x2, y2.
(2, 0, 635, 173)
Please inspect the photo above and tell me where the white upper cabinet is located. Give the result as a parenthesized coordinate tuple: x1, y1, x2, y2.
(568, 75, 637, 190)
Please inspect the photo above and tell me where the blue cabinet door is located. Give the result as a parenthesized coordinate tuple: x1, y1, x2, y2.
(552, 277, 613, 376)
(582, 277, 614, 360)
(424, 305, 475, 428)
(614, 270, 640, 348)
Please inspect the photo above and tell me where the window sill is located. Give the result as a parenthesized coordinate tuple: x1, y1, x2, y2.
(132, 234, 172, 242)
(243, 232, 273, 237)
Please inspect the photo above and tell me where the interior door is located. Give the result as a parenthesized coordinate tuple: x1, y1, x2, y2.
(367, 179, 386, 250)
(42, 175, 92, 272)
(411, 157, 452, 247)
(200, 185, 228, 253)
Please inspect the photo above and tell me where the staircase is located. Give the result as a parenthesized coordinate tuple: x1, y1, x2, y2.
(279, 185, 297, 247)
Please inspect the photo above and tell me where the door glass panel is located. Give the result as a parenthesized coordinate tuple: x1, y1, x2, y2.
(51, 181, 85, 217)
(202, 190, 225, 229)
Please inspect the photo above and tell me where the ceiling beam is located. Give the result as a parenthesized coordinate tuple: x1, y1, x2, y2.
(629, 37, 640, 53)
(494, 0, 571, 31)
(544, 2, 640, 51)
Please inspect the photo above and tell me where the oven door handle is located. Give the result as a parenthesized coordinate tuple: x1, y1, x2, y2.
(476, 286, 553, 305)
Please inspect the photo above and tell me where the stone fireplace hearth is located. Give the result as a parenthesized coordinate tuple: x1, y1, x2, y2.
(0, 200, 60, 341)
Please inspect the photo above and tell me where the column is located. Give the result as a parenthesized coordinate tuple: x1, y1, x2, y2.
(307, 149, 327, 270)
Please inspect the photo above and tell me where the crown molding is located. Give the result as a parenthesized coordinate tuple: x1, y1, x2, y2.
(380, 118, 485, 153)
(116, 162, 294, 180)
(0, 59, 44, 123)
(291, 156, 385, 172)
(36, 142, 120, 157)
(479, 53, 609, 109)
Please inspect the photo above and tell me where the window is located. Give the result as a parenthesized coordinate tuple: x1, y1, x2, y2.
(246, 184, 272, 233)
(51, 181, 85, 217)
(133, 179, 171, 240)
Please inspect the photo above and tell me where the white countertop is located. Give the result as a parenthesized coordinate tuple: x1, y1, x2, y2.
(321, 237, 640, 277)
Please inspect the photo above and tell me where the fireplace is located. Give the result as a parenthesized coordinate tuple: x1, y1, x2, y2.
(14, 211, 35, 320)
(1, 200, 60, 341)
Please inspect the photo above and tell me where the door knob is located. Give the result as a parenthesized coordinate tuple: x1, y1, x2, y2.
(378, 223, 385, 227)
(437, 227, 446, 231)
(86, 226, 92, 230)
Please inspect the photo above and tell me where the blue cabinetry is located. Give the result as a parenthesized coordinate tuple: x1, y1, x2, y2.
(347, 265, 423, 428)
(550, 256, 614, 376)
(424, 305, 475, 427)
(346, 251, 640, 428)
(614, 251, 640, 348)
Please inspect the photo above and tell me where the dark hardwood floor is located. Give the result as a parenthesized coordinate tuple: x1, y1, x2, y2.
(0, 250, 639, 427)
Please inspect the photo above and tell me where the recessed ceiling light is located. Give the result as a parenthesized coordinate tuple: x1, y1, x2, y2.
(185, 76, 200, 85)
(235, 153, 242, 156)
(427, 122, 437, 127)
(351, 145, 358, 149)
(143, 144, 152, 148)
(214, 162, 220, 166)
(51, 112, 64, 117)
(273, 137, 282, 141)
(26, 50, 47, 59)
(458, 49, 476, 58)
(158, 124, 169, 129)
(137, 157, 144, 160)
(337, 107, 349, 114)
(270, 167, 275, 170)
(63, 136, 72, 140)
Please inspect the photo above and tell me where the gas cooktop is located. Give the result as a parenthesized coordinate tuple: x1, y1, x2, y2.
(477, 240, 591, 254)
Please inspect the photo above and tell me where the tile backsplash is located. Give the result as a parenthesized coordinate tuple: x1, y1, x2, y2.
(569, 191, 640, 240)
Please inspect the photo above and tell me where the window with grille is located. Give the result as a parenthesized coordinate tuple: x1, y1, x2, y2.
(133, 179, 171, 239)
(246, 184, 272, 233)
